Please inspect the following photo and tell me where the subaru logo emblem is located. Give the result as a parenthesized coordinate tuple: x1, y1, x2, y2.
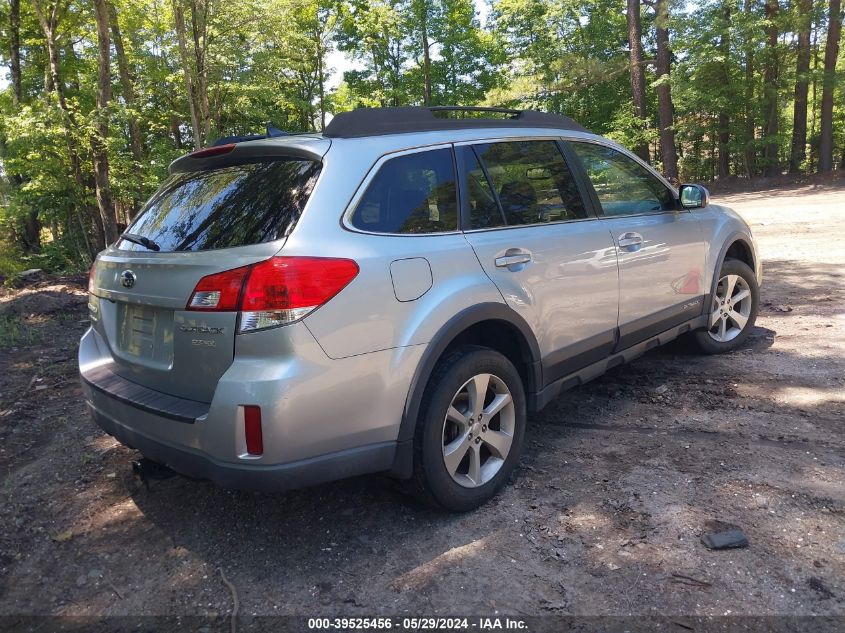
(120, 270, 136, 288)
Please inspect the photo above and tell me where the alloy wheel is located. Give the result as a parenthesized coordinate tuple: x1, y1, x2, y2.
(441, 373, 516, 488)
(707, 273, 753, 342)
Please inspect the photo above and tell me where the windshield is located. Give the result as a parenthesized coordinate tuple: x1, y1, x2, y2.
(117, 159, 321, 252)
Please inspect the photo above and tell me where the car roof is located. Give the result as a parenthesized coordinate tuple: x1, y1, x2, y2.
(323, 106, 587, 138)
(168, 107, 614, 174)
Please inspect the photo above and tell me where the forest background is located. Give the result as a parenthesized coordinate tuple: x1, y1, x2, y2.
(0, 0, 842, 273)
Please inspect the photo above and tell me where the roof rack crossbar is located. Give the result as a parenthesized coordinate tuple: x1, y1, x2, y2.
(323, 106, 587, 139)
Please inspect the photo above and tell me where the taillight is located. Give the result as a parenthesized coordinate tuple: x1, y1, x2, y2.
(88, 263, 96, 293)
(187, 265, 250, 311)
(239, 257, 359, 332)
(186, 256, 359, 333)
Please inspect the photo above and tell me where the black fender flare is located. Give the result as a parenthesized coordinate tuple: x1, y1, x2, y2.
(389, 302, 541, 478)
(704, 232, 757, 315)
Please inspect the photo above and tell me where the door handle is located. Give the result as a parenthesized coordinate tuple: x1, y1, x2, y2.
(495, 250, 532, 268)
(617, 232, 644, 252)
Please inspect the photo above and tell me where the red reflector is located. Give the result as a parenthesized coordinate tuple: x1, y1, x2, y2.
(241, 257, 360, 311)
(244, 405, 263, 456)
(186, 265, 250, 311)
(189, 143, 236, 159)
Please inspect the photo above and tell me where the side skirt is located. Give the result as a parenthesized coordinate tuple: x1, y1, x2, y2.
(531, 314, 707, 411)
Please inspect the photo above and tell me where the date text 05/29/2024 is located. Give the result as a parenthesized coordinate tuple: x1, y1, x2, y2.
(307, 617, 528, 631)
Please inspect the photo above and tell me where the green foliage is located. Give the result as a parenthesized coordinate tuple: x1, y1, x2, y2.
(0, 0, 843, 266)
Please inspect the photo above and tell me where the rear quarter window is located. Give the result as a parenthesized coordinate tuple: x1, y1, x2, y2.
(349, 148, 458, 234)
(118, 159, 321, 252)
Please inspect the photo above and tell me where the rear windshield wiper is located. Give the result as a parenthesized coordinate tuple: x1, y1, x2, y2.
(120, 233, 161, 252)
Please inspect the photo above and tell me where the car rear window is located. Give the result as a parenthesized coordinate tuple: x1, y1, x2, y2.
(349, 148, 458, 234)
(117, 159, 321, 252)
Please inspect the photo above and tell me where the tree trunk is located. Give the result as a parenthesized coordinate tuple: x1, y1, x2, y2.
(7, 0, 34, 250)
(171, 115, 184, 149)
(654, 0, 678, 180)
(10, 0, 22, 104)
(172, 0, 202, 148)
(819, 0, 842, 172)
(416, 0, 432, 106)
(743, 0, 756, 176)
(762, 0, 780, 177)
(718, 4, 731, 179)
(32, 0, 102, 253)
(317, 32, 326, 130)
(22, 210, 41, 252)
(109, 2, 144, 160)
(92, 0, 118, 245)
(190, 0, 212, 142)
(109, 1, 145, 216)
(789, 0, 813, 173)
(626, 0, 649, 161)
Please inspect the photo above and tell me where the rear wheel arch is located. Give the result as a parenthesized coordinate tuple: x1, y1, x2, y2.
(390, 303, 540, 478)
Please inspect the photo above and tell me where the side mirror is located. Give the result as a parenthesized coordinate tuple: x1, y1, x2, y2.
(679, 183, 710, 209)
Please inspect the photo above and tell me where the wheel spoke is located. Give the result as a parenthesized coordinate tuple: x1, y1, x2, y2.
(466, 444, 482, 485)
(467, 374, 490, 419)
(718, 315, 727, 340)
(446, 405, 469, 427)
(729, 309, 748, 330)
(732, 288, 750, 304)
(483, 392, 512, 419)
(443, 434, 471, 476)
(483, 429, 512, 459)
(725, 274, 738, 299)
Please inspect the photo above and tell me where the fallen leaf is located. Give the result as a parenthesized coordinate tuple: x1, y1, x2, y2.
(53, 530, 73, 542)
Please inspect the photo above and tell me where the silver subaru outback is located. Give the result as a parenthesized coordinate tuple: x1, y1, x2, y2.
(80, 106, 762, 511)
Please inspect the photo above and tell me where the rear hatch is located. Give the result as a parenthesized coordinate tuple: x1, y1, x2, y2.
(88, 140, 326, 402)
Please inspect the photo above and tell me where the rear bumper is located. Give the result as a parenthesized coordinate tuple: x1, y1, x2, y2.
(79, 323, 423, 490)
(86, 397, 395, 491)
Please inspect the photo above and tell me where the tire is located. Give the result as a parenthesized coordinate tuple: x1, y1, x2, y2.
(410, 345, 527, 512)
(692, 258, 759, 354)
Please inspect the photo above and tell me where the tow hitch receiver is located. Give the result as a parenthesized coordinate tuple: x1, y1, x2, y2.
(131, 458, 177, 490)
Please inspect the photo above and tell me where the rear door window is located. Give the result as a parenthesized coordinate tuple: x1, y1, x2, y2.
(469, 140, 588, 226)
(459, 147, 506, 230)
(349, 148, 458, 234)
(118, 159, 321, 252)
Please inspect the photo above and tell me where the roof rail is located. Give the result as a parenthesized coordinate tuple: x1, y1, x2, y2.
(323, 106, 588, 139)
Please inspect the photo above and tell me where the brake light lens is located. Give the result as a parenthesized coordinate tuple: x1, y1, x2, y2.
(187, 265, 250, 311)
(189, 143, 236, 159)
(186, 256, 359, 332)
(88, 263, 96, 294)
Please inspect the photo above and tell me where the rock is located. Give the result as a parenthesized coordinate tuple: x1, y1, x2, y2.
(75, 575, 87, 587)
(701, 521, 749, 550)
(835, 539, 845, 555)
(654, 384, 669, 395)
(87, 569, 104, 579)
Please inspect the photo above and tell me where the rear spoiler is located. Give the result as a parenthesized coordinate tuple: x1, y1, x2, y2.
(168, 134, 331, 174)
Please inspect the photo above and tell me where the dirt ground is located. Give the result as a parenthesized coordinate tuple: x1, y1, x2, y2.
(0, 181, 843, 628)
